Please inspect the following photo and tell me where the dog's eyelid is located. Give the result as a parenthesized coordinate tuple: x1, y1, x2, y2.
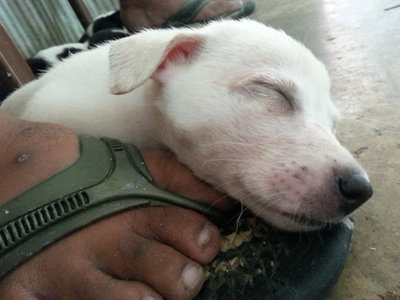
(274, 85, 295, 107)
(233, 75, 297, 110)
(254, 78, 297, 110)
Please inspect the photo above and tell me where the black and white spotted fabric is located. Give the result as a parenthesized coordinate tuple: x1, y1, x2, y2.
(27, 10, 130, 77)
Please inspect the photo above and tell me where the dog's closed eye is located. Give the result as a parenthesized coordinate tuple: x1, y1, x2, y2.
(252, 78, 296, 111)
(233, 74, 297, 111)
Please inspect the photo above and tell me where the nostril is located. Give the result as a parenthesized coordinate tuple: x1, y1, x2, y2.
(339, 172, 373, 214)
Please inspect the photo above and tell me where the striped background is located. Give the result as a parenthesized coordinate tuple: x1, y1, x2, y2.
(0, 0, 119, 58)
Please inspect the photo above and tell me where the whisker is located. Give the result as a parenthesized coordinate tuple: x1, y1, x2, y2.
(234, 202, 247, 233)
(211, 178, 240, 191)
(208, 194, 232, 209)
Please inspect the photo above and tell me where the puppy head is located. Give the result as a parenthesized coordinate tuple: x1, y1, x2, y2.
(109, 20, 372, 231)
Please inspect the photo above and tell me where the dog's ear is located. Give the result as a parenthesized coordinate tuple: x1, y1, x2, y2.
(109, 29, 203, 95)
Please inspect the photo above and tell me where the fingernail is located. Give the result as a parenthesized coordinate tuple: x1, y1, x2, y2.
(197, 224, 212, 248)
(181, 264, 204, 291)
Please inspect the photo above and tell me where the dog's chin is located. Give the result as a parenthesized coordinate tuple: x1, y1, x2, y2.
(242, 192, 344, 232)
(254, 206, 338, 232)
(270, 214, 329, 232)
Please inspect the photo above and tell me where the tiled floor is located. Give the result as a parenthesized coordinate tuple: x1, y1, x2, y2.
(252, 0, 400, 298)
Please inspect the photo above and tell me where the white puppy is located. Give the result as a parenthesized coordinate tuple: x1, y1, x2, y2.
(2, 20, 373, 231)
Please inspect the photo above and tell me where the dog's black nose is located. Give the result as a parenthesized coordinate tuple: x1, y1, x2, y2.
(339, 171, 373, 214)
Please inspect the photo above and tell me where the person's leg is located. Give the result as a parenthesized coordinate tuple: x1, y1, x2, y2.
(0, 109, 232, 300)
(120, 0, 244, 31)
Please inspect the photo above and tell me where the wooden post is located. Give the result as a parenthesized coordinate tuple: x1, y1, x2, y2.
(68, 0, 92, 29)
(0, 24, 35, 99)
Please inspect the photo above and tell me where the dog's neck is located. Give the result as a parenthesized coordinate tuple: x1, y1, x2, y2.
(123, 79, 171, 149)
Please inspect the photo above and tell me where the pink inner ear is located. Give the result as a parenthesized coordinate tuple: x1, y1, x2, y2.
(156, 38, 202, 73)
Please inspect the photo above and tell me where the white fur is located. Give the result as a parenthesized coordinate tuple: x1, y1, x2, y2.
(2, 20, 370, 231)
